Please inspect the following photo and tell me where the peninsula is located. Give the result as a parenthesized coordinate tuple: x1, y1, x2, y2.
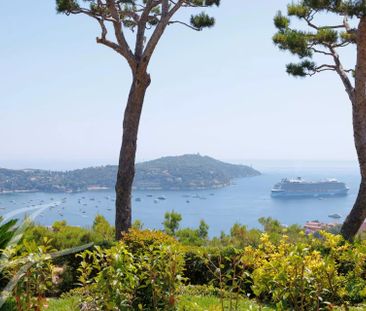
(0, 154, 260, 193)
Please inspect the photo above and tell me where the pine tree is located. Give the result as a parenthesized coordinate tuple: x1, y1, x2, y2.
(273, 0, 366, 241)
(56, 0, 220, 239)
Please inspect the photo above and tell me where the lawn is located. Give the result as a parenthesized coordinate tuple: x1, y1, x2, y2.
(45, 295, 366, 311)
(46, 295, 273, 311)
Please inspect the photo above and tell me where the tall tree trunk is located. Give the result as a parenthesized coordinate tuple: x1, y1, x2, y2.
(115, 71, 151, 240)
(341, 17, 366, 241)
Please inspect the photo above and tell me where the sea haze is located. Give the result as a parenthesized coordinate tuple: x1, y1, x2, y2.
(0, 161, 360, 237)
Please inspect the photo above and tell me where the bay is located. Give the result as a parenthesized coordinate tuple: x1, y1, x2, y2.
(0, 161, 361, 237)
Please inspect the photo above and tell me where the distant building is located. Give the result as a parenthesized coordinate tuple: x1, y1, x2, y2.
(304, 220, 337, 234)
(305, 220, 366, 235)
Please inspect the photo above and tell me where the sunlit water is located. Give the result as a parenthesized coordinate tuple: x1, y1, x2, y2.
(0, 163, 361, 237)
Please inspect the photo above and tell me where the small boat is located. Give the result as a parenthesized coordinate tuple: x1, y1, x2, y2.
(154, 199, 158, 204)
(186, 200, 190, 203)
(158, 196, 166, 200)
(146, 194, 153, 197)
(328, 213, 341, 219)
(135, 198, 142, 202)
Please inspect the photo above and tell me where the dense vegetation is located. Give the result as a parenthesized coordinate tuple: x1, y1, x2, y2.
(1, 214, 366, 310)
(0, 155, 260, 193)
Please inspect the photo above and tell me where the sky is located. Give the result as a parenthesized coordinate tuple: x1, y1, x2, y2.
(0, 1, 359, 170)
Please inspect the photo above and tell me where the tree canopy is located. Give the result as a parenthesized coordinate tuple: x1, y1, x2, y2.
(272, 0, 366, 102)
(56, 0, 220, 72)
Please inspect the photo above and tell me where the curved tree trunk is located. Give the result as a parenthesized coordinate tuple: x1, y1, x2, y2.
(341, 17, 366, 241)
(115, 72, 151, 240)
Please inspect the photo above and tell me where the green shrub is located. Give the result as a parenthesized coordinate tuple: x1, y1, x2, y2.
(184, 248, 213, 285)
(243, 232, 366, 310)
(3, 238, 55, 311)
(122, 228, 178, 254)
(0, 298, 16, 311)
(21, 216, 113, 294)
(183, 246, 252, 293)
(0, 218, 17, 290)
(123, 229, 185, 309)
(77, 229, 185, 310)
(23, 215, 113, 251)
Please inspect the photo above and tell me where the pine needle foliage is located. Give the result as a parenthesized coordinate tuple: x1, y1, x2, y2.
(272, 0, 366, 77)
(56, 0, 219, 36)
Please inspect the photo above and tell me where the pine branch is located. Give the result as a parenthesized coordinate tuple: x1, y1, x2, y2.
(142, 0, 184, 67)
(106, 0, 135, 68)
(310, 64, 336, 76)
(169, 20, 201, 30)
(310, 47, 333, 56)
(95, 18, 124, 55)
(135, 0, 161, 59)
(328, 46, 355, 102)
(304, 16, 348, 31)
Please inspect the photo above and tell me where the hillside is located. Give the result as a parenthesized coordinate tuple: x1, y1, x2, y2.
(0, 154, 260, 193)
(134, 154, 260, 190)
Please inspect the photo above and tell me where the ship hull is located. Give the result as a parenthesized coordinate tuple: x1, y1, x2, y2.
(271, 188, 349, 199)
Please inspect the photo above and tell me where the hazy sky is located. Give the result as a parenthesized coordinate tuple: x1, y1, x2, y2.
(0, 1, 358, 169)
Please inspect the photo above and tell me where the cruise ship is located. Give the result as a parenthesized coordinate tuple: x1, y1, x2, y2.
(271, 177, 349, 198)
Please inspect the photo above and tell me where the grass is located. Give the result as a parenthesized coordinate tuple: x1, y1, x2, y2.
(45, 295, 272, 311)
(44, 295, 366, 311)
(46, 296, 79, 311)
(177, 295, 274, 310)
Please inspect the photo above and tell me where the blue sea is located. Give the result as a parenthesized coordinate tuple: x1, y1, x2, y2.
(0, 161, 361, 237)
